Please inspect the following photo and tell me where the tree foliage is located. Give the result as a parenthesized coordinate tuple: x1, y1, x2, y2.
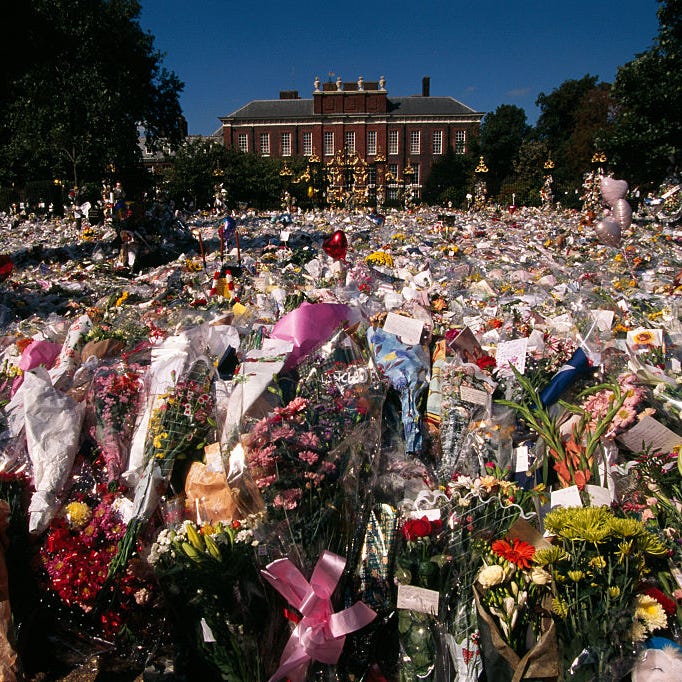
(479, 105, 531, 197)
(601, 0, 681, 189)
(421, 149, 476, 207)
(165, 141, 299, 211)
(535, 75, 611, 189)
(0, 0, 184, 193)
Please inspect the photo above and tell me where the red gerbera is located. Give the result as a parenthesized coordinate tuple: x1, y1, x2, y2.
(491, 537, 536, 569)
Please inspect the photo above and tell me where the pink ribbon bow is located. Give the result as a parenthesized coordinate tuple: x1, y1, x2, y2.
(261, 550, 377, 682)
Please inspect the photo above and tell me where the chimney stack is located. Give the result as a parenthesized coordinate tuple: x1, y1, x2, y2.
(422, 76, 430, 97)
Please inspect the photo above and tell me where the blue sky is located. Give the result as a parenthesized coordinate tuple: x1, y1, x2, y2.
(138, 0, 661, 136)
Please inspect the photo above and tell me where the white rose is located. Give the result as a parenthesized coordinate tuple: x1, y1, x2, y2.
(530, 566, 552, 585)
(477, 564, 506, 589)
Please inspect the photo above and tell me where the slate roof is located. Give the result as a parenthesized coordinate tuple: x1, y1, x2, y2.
(221, 96, 481, 121)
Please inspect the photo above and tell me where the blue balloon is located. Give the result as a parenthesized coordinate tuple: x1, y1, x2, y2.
(367, 213, 385, 227)
(220, 216, 236, 240)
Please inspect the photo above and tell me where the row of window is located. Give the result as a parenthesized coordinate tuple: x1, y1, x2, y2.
(238, 129, 467, 156)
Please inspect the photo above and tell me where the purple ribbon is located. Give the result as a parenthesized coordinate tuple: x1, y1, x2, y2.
(261, 550, 377, 682)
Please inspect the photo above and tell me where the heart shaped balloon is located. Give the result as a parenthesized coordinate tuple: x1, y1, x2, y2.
(322, 230, 348, 260)
(595, 218, 622, 247)
(612, 198, 632, 230)
(600, 176, 629, 207)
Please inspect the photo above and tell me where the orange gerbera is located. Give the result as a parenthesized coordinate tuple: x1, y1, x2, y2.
(491, 537, 536, 569)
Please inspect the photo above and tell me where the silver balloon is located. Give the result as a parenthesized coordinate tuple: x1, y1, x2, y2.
(612, 198, 632, 230)
(595, 218, 622, 247)
(600, 176, 629, 207)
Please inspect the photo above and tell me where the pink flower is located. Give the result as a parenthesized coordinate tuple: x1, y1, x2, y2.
(298, 431, 320, 450)
(255, 474, 277, 489)
(273, 488, 302, 510)
(298, 450, 319, 466)
(270, 423, 296, 441)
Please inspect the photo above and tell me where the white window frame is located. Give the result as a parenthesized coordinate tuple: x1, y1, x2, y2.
(303, 131, 312, 156)
(412, 163, 420, 185)
(344, 131, 355, 153)
(260, 132, 270, 156)
(455, 130, 466, 154)
(432, 130, 442, 155)
(238, 133, 248, 153)
(388, 130, 399, 155)
(367, 130, 377, 156)
(323, 131, 334, 156)
(281, 132, 292, 157)
(410, 131, 421, 154)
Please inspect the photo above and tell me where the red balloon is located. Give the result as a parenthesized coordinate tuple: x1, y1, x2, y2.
(322, 230, 348, 261)
(0, 255, 13, 282)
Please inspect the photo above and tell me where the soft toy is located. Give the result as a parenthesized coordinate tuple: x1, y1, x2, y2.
(631, 637, 682, 682)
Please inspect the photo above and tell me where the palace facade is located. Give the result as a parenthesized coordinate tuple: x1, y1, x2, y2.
(218, 76, 483, 205)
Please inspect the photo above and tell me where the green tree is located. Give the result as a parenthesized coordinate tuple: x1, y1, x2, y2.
(479, 105, 531, 199)
(535, 75, 611, 189)
(511, 139, 551, 206)
(601, 0, 681, 189)
(421, 149, 476, 207)
(165, 138, 229, 209)
(0, 0, 184, 193)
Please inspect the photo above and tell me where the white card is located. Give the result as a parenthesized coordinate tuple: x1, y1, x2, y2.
(550, 485, 583, 509)
(459, 385, 490, 407)
(397, 584, 439, 616)
(514, 445, 529, 473)
(280, 230, 290, 243)
(618, 415, 681, 454)
(410, 508, 441, 522)
(585, 484, 613, 507)
(495, 337, 528, 375)
(383, 312, 424, 346)
(590, 309, 615, 332)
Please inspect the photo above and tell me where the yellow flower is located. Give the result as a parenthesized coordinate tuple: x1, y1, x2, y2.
(65, 501, 92, 530)
(567, 570, 585, 582)
(115, 291, 129, 307)
(608, 586, 621, 598)
(616, 539, 634, 562)
(589, 556, 607, 570)
(634, 594, 667, 633)
(153, 432, 168, 449)
(365, 251, 394, 268)
(551, 597, 569, 619)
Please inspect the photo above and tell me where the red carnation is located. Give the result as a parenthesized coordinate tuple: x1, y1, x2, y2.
(642, 586, 678, 616)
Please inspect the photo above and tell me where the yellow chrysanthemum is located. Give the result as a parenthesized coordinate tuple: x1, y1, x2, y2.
(533, 546, 568, 566)
(551, 597, 569, 619)
(65, 501, 92, 530)
(567, 570, 585, 582)
(589, 556, 607, 570)
(608, 586, 621, 598)
(365, 251, 394, 268)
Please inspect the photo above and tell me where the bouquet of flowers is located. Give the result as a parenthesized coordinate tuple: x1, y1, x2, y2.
(149, 517, 269, 681)
(442, 465, 545, 681)
(539, 505, 670, 680)
(243, 395, 352, 568)
(497, 367, 637, 491)
(87, 363, 144, 482)
(394, 511, 450, 681)
(106, 358, 216, 582)
(474, 534, 557, 681)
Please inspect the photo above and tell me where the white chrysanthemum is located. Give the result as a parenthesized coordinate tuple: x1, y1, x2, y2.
(477, 564, 506, 589)
(634, 594, 668, 633)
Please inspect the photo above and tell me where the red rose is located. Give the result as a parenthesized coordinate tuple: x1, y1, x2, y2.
(401, 517, 432, 541)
